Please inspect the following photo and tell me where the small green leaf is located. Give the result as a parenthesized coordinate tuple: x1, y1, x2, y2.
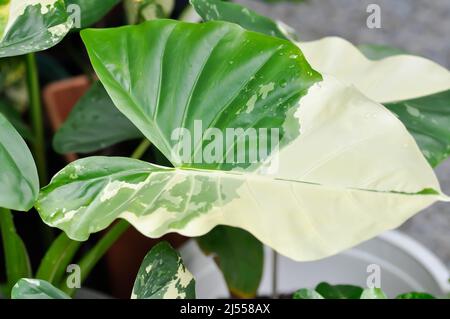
(396, 292, 436, 299)
(11, 278, 71, 299)
(0, 0, 73, 58)
(53, 81, 142, 154)
(66, 0, 120, 29)
(315, 282, 363, 299)
(124, 0, 174, 24)
(190, 0, 296, 41)
(131, 242, 196, 299)
(197, 226, 263, 298)
(293, 288, 324, 299)
(0, 112, 39, 211)
(360, 288, 387, 299)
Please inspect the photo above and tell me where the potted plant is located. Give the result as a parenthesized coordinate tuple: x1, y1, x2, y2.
(0, 0, 449, 300)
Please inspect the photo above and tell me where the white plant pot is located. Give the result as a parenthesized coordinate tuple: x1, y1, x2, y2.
(179, 230, 450, 298)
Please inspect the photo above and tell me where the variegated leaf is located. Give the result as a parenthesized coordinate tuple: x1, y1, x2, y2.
(0, 0, 72, 57)
(36, 71, 449, 261)
(131, 242, 195, 299)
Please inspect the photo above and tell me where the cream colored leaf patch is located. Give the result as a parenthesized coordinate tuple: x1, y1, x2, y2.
(36, 76, 449, 261)
(298, 37, 450, 104)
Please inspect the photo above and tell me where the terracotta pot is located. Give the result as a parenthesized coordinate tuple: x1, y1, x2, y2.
(43, 75, 188, 299)
(43, 75, 90, 163)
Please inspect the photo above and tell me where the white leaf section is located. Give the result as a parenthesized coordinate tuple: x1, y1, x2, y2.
(298, 37, 450, 103)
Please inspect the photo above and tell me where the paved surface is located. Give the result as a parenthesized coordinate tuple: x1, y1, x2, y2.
(238, 0, 450, 268)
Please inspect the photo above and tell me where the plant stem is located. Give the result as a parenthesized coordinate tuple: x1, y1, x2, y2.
(272, 250, 278, 298)
(131, 139, 151, 159)
(60, 220, 129, 295)
(59, 140, 151, 295)
(25, 53, 47, 185)
(0, 208, 32, 296)
(36, 232, 82, 285)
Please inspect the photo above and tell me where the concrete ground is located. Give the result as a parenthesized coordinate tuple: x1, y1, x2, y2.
(237, 0, 450, 268)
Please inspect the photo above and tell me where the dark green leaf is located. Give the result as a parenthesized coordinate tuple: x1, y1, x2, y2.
(315, 282, 363, 299)
(197, 226, 263, 298)
(385, 89, 450, 167)
(11, 278, 70, 299)
(0, 113, 39, 211)
(53, 81, 142, 154)
(66, 0, 120, 29)
(396, 292, 436, 299)
(190, 0, 296, 40)
(132, 241, 195, 299)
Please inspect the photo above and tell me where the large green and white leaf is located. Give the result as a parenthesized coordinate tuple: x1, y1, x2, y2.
(191, 0, 450, 167)
(0, 0, 73, 58)
(131, 242, 195, 299)
(11, 278, 70, 299)
(0, 113, 39, 211)
(66, 0, 120, 29)
(36, 74, 449, 261)
(197, 226, 263, 298)
(53, 81, 142, 154)
(80, 20, 319, 169)
(190, 0, 296, 41)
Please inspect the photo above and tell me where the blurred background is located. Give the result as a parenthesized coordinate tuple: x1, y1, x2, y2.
(235, 0, 450, 268)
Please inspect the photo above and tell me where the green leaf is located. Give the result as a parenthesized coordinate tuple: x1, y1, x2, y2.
(190, 0, 296, 41)
(66, 0, 120, 29)
(0, 208, 32, 296)
(396, 292, 436, 299)
(53, 81, 142, 154)
(360, 288, 387, 299)
(0, 99, 32, 141)
(132, 241, 195, 299)
(293, 288, 324, 299)
(315, 283, 363, 299)
(0, 0, 73, 58)
(80, 19, 318, 169)
(0, 112, 39, 211)
(36, 20, 449, 262)
(197, 226, 263, 298)
(358, 44, 408, 60)
(384, 90, 450, 167)
(11, 278, 71, 299)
